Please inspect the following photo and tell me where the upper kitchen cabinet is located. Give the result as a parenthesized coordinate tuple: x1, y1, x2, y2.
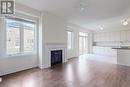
(120, 31, 127, 41)
(100, 32, 110, 41)
(114, 31, 120, 41)
(104, 32, 110, 41)
(94, 33, 97, 42)
(109, 31, 120, 41)
(126, 30, 130, 41)
(94, 33, 101, 42)
(94, 32, 109, 42)
(109, 32, 114, 41)
(93, 30, 130, 42)
(99, 33, 105, 41)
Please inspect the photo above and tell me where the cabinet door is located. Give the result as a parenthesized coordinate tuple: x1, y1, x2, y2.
(109, 32, 115, 41)
(114, 31, 120, 41)
(121, 31, 127, 41)
(94, 33, 99, 42)
(99, 33, 104, 41)
(126, 30, 130, 41)
(96, 33, 101, 42)
(94, 33, 97, 42)
(105, 32, 110, 41)
(102, 32, 106, 41)
(110, 31, 120, 41)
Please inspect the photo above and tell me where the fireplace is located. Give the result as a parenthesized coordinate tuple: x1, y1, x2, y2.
(51, 50, 62, 65)
(39, 43, 67, 68)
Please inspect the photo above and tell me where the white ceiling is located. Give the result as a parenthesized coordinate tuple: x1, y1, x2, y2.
(16, 0, 130, 31)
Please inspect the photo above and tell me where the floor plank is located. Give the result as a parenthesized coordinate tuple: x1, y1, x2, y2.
(1, 55, 130, 87)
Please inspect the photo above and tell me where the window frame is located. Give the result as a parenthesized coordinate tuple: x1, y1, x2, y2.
(67, 31, 74, 50)
(79, 32, 88, 55)
(5, 17, 37, 56)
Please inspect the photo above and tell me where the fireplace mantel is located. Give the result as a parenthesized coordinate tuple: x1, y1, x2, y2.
(40, 43, 67, 68)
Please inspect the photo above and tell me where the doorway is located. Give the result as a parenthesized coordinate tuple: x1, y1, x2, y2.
(79, 32, 88, 55)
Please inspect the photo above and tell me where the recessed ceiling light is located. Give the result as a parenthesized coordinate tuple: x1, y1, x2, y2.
(80, 7, 85, 11)
(78, 0, 87, 12)
(122, 19, 128, 26)
(67, 26, 70, 28)
(67, 26, 73, 29)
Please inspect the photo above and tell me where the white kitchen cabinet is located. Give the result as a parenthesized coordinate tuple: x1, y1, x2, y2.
(107, 31, 120, 41)
(117, 49, 130, 66)
(94, 33, 99, 42)
(93, 46, 117, 57)
(120, 31, 127, 41)
(126, 30, 130, 41)
(109, 32, 115, 41)
(97, 33, 101, 42)
(94, 32, 110, 42)
(105, 32, 110, 41)
(94, 33, 97, 42)
(93, 30, 130, 42)
(99, 33, 104, 41)
(114, 31, 120, 41)
(102, 32, 109, 41)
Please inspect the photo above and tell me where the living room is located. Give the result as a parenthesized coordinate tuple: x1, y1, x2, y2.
(0, 0, 130, 87)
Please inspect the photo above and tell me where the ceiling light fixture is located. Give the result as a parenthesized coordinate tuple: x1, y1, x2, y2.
(78, 0, 87, 12)
(122, 19, 128, 26)
(99, 25, 104, 30)
(80, 7, 85, 11)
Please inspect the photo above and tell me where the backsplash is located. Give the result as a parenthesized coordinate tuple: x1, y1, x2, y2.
(93, 41, 130, 47)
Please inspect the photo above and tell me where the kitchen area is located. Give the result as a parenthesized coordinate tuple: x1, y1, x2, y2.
(93, 30, 130, 66)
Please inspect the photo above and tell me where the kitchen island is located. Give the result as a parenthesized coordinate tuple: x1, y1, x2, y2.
(112, 47, 130, 66)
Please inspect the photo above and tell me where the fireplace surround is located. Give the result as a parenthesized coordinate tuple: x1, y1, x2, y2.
(40, 43, 67, 68)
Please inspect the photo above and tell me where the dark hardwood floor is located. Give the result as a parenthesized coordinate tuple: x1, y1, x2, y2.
(1, 56, 130, 87)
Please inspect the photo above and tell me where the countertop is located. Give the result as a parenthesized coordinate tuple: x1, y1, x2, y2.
(112, 47, 130, 50)
(93, 46, 130, 50)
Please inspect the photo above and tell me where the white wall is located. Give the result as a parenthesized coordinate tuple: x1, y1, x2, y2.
(42, 12, 67, 44)
(0, 3, 41, 76)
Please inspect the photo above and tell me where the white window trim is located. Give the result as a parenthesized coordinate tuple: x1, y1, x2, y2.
(67, 31, 74, 50)
(5, 14, 38, 57)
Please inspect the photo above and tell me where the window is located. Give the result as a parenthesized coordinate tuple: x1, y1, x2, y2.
(6, 23, 20, 54)
(23, 23, 35, 52)
(79, 32, 88, 55)
(67, 31, 73, 50)
(6, 17, 36, 55)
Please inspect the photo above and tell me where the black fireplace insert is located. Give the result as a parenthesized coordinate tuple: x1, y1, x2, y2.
(51, 50, 62, 66)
